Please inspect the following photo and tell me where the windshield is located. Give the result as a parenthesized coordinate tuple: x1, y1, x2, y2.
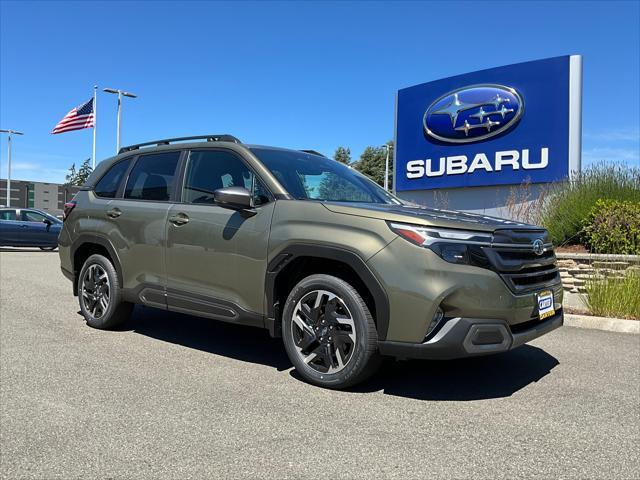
(250, 147, 403, 204)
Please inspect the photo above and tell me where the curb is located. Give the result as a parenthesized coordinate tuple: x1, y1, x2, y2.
(564, 313, 639, 334)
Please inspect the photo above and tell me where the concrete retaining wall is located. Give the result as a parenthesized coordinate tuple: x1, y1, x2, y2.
(556, 253, 640, 293)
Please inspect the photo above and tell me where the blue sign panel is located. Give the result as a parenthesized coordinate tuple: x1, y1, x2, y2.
(395, 56, 573, 191)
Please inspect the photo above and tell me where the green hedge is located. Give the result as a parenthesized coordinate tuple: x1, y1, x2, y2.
(582, 199, 640, 254)
(540, 164, 640, 246)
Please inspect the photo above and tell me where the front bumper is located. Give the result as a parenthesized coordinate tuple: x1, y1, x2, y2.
(378, 309, 563, 360)
(366, 236, 564, 343)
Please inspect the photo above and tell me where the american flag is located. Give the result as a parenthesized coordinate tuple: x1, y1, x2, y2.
(51, 98, 95, 134)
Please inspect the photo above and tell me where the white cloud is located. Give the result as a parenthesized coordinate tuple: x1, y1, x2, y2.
(582, 147, 640, 167)
(1, 161, 68, 184)
(584, 128, 640, 142)
(11, 162, 42, 171)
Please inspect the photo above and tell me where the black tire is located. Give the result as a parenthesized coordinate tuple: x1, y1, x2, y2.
(39, 246, 57, 251)
(78, 254, 132, 329)
(282, 274, 381, 389)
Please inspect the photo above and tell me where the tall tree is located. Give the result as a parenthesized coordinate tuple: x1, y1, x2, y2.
(333, 146, 351, 164)
(355, 140, 394, 187)
(64, 163, 77, 186)
(76, 159, 94, 185)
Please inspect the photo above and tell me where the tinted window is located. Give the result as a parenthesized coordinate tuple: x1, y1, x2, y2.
(0, 209, 17, 221)
(183, 150, 270, 206)
(22, 211, 47, 222)
(95, 159, 131, 198)
(250, 148, 401, 204)
(124, 152, 180, 201)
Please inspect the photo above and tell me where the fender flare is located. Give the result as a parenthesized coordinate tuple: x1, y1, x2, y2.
(71, 234, 124, 289)
(265, 244, 390, 340)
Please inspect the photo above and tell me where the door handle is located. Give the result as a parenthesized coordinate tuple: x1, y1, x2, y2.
(169, 213, 189, 226)
(106, 208, 122, 218)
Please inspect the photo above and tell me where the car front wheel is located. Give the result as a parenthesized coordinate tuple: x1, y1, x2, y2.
(282, 274, 381, 389)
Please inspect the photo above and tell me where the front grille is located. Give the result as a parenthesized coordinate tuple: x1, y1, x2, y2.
(484, 229, 560, 293)
(499, 263, 560, 292)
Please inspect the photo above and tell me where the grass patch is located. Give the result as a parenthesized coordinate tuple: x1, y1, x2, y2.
(584, 270, 640, 319)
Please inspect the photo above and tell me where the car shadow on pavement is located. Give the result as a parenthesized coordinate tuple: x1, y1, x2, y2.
(121, 305, 292, 371)
(351, 345, 560, 401)
(123, 305, 559, 400)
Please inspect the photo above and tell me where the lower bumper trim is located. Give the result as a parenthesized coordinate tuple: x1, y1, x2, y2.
(378, 310, 563, 360)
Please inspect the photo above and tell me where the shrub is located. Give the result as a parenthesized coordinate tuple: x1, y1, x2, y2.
(582, 199, 640, 254)
(539, 163, 640, 246)
(584, 270, 640, 319)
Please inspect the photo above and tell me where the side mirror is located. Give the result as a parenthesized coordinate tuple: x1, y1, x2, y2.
(43, 217, 53, 225)
(213, 186, 253, 210)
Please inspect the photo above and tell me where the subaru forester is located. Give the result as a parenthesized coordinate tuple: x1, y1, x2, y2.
(59, 135, 563, 389)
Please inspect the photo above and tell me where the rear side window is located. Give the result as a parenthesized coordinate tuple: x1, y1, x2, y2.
(0, 209, 17, 220)
(95, 159, 131, 198)
(124, 152, 180, 201)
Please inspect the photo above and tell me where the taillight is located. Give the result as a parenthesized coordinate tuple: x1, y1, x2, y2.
(63, 200, 77, 221)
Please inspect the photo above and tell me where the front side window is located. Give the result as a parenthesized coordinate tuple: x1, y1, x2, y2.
(249, 147, 402, 204)
(124, 152, 180, 201)
(0, 209, 17, 221)
(95, 158, 131, 198)
(183, 150, 270, 206)
(22, 211, 47, 223)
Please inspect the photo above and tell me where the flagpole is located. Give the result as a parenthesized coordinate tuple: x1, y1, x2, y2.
(92, 85, 97, 169)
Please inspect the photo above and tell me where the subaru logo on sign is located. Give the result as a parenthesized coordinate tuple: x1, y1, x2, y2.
(423, 84, 524, 144)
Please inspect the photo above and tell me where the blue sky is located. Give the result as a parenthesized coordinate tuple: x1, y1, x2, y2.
(1, 0, 639, 183)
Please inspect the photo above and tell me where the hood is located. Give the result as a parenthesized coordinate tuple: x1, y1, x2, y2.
(321, 202, 539, 233)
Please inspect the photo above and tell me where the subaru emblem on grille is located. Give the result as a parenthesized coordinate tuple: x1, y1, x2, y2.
(532, 239, 545, 256)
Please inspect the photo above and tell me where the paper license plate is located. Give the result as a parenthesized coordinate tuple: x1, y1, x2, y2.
(537, 290, 555, 320)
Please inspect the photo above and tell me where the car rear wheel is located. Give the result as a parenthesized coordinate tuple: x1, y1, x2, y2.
(78, 254, 132, 329)
(282, 274, 381, 389)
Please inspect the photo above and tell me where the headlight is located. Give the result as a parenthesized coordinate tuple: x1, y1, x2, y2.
(388, 222, 492, 266)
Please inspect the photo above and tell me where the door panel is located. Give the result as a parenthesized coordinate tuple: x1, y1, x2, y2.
(21, 210, 56, 246)
(0, 210, 23, 246)
(165, 201, 275, 314)
(91, 151, 181, 297)
(165, 149, 275, 315)
(100, 198, 173, 291)
(22, 221, 48, 245)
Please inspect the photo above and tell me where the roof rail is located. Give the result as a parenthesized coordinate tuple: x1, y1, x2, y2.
(119, 134, 242, 154)
(300, 149, 326, 157)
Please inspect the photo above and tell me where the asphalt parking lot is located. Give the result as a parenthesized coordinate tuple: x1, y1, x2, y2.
(1, 249, 639, 479)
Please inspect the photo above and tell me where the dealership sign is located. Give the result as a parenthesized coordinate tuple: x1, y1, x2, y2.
(395, 55, 582, 191)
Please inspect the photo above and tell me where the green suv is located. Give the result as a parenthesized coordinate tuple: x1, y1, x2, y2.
(59, 135, 563, 388)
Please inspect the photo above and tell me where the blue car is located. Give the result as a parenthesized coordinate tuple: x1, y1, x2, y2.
(0, 208, 62, 250)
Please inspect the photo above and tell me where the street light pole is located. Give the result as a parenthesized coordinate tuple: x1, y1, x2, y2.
(103, 88, 137, 154)
(0, 129, 24, 207)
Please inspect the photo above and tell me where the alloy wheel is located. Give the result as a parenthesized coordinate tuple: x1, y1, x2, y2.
(81, 263, 111, 319)
(291, 290, 356, 374)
